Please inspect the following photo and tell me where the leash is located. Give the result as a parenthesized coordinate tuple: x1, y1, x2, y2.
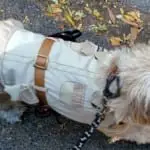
(72, 73, 121, 150)
(72, 97, 108, 150)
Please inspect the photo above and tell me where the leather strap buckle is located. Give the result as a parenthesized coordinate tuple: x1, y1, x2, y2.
(34, 54, 49, 70)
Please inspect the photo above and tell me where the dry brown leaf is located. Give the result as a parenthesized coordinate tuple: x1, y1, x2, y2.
(126, 11, 142, 23)
(107, 7, 116, 24)
(47, 4, 62, 17)
(123, 33, 131, 42)
(110, 37, 122, 46)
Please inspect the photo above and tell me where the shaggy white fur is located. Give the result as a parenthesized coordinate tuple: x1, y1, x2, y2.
(98, 44, 150, 144)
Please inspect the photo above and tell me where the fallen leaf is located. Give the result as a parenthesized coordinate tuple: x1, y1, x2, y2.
(110, 37, 122, 46)
(47, 4, 62, 16)
(124, 14, 135, 22)
(120, 17, 140, 28)
(64, 10, 76, 27)
(126, 11, 141, 23)
(84, 5, 92, 14)
(77, 23, 83, 30)
(74, 10, 85, 21)
(123, 33, 131, 42)
(122, 10, 143, 27)
(93, 9, 101, 18)
(107, 7, 116, 24)
(90, 24, 107, 32)
(129, 27, 141, 46)
(51, 4, 62, 13)
(120, 8, 124, 15)
(23, 16, 30, 24)
(58, 0, 68, 4)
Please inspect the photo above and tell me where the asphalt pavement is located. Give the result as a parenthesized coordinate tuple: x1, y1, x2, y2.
(0, 0, 150, 150)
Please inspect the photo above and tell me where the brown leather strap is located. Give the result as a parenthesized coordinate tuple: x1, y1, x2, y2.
(34, 39, 54, 105)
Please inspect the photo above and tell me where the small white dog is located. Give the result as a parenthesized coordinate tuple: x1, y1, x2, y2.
(0, 19, 150, 144)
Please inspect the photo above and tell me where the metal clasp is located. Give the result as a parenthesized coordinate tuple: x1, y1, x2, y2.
(34, 54, 49, 70)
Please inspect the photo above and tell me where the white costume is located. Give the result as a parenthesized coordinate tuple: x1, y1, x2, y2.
(0, 19, 110, 124)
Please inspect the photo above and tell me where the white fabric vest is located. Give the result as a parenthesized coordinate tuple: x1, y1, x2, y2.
(0, 19, 106, 124)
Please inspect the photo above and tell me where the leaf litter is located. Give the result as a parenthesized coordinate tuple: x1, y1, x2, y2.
(45, 0, 147, 47)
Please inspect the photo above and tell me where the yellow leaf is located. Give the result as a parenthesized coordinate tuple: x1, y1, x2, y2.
(127, 11, 140, 20)
(123, 10, 143, 24)
(66, 7, 73, 17)
(124, 14, 135, 22)
(93, 9, 101, 18)
(84, 6, 92, 14)
(110, 37, 122, 46)
(129, 27, 141, 46)
(120, 8, 124, 15)
(64, 10, 76, 27)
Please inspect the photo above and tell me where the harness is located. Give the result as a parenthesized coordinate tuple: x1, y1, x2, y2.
(33, 31, 121, 149)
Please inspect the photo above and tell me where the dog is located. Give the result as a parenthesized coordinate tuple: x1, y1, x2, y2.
(0, 18, 150, 144)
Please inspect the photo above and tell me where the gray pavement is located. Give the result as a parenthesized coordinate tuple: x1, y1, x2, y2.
(0, 0, 150, 150)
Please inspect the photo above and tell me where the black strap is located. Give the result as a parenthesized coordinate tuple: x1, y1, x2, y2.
(72, 97, 107, 150)
(49, 30, 82, 42)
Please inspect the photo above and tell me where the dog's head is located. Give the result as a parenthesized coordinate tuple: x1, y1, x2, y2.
(99, 43, 150, 143)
